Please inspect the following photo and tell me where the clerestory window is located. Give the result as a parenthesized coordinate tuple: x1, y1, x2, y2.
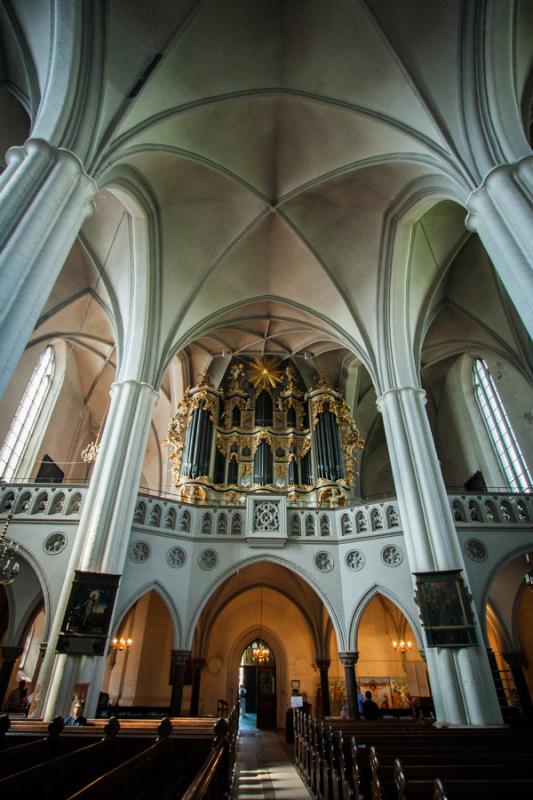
(473, 358, 532, 493)
(0, 346, 55, 481)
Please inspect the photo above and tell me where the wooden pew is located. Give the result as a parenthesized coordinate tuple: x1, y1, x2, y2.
(0, 717, 125, 799)
(297, 711, 533, 800)
(0, 716, 76, 778)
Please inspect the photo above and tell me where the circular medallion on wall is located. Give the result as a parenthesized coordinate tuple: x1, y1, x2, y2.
(198, 548, 218, 570)
(166, 546, 187, 568)
(129, 540, 151, 563)
(346, 549, 365, 571)
(381, 544, 403, 567)
(465, 538, 488, 562)
(314, 551, 334, 572)
(43, 531, 67, 555)
(208, 656, 222, 675)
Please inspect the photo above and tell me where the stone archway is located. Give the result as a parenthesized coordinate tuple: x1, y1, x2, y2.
(354, 593, 430, 713)
(189, 561, 339, 726)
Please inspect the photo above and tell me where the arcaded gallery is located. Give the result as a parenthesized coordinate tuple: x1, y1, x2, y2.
(0, 2, 532, 798)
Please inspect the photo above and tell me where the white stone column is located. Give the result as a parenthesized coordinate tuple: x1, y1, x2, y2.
(377, 386, 502, 725)
(465, 157, 533, 338)
(36, 379, 159, 719)
(0, 138, 96, 399)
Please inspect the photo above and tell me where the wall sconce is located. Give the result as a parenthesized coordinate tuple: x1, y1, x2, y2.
(392, 639, 412, 653)
(109, 636, 133, 669)
(112, 637, 133, 652)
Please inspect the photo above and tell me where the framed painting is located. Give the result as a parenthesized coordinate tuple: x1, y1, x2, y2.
(57, 571, 120, 656)
(415, 570, 477, 647)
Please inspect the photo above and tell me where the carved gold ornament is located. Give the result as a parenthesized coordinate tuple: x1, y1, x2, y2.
(248, 357, 284, 391)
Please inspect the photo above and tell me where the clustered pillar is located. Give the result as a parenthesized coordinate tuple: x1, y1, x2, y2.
(0, 139, 96, 398)
(190, 658, 206, 716)
(316, 658, 331, 718)
(339, 652, 359, 720)
(377, 385, 502, 725)
(170, 650, 192, 716)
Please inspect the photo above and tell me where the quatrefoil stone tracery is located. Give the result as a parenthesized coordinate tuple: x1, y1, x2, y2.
(166, 546, 186, 568)
(346, 550, 365, 571)
(44, 532, 67, 555)
(253, 501, 280, 532)
(129, 540, 150, 563)
(314, 552, 334, 572)
(465, 539, 488, 561)
(381, 545, 402, 567)
(199, 548, 218, 570)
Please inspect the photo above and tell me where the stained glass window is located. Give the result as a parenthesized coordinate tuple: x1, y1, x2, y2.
(0, 346, 55, 481)
(473, 358, 532, 493)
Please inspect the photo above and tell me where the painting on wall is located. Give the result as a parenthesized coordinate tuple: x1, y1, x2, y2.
(415, 569, 477, 647)
(57, 571, 120, 656)
(328, 679, 346, 715)
(359, 677, 410, 709)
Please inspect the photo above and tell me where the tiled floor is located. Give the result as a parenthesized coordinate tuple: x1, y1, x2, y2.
(233, 714, 311, 799)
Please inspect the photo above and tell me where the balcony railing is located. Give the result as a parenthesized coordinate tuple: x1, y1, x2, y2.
(0, 483, 530, 539)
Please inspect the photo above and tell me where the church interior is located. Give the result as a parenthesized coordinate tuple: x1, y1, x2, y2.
(0, 1, 532, 796)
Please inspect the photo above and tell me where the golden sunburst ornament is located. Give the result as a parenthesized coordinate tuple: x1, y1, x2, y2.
(248, 357, 283, 391)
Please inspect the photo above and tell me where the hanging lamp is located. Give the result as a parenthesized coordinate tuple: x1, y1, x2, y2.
(252, 588, 270, 664)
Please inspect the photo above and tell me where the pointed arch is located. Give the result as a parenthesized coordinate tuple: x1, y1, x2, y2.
(347, 583, 423, 651)
(184, 553, 347, 651)
(112, 580, 181, 647)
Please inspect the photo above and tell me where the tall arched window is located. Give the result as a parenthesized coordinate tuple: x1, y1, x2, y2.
(0, 346, 55, 481)
(473, 358, 532, 493)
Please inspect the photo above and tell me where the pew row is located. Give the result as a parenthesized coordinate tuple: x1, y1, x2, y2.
(293, 710, 533, 800)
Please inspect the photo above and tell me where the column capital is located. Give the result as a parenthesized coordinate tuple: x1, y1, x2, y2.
(376, 386, 426, 413)
(465, 156, 533, 223)
(110, 379, 159, 400)
(338, 651, 359, 667)
(171, 649, 192, 666)
(316, 658, 331, 670)
(5, 138, 97, 192)
(1, 646, 23, 661)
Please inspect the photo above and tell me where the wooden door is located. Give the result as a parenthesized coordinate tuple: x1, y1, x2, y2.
(256, 667, 276, 729)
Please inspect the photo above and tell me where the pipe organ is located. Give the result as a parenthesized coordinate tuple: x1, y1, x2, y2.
(164, 359, 363, 505)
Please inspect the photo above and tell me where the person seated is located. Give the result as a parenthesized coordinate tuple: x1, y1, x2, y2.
(362, 690, 380, 720)
(64, 701, 88, 726)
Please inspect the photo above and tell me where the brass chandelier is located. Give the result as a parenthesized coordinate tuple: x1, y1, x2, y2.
(252, 588, 270, 664)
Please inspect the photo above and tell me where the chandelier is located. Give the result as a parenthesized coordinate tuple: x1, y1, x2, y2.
(81, 439, 100, 464)
(252, 639, 270, 664)
(0, 515, 20, 585)
(252, 588, 270, 663)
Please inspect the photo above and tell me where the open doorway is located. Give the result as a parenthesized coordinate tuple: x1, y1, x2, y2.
(239, 639, 276, 729)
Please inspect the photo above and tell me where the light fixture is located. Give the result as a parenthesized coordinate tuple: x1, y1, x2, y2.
(252, 588, 270, 663)
(81, 438, 100, 464)
(0, 514, 20, 586)
(252, 640, 270, 664)
(392, 639, 412, 653)
(111, 636, 133, 651)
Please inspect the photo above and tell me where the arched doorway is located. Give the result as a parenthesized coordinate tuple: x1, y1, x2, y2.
(356, 594, 429, 713)
(240, 638, 276, 729)
(101, 590, 174, 712)
(189, 561, 341, 727)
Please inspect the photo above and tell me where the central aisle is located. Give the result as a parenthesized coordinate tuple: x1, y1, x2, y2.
(233, 715, 311, 800)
